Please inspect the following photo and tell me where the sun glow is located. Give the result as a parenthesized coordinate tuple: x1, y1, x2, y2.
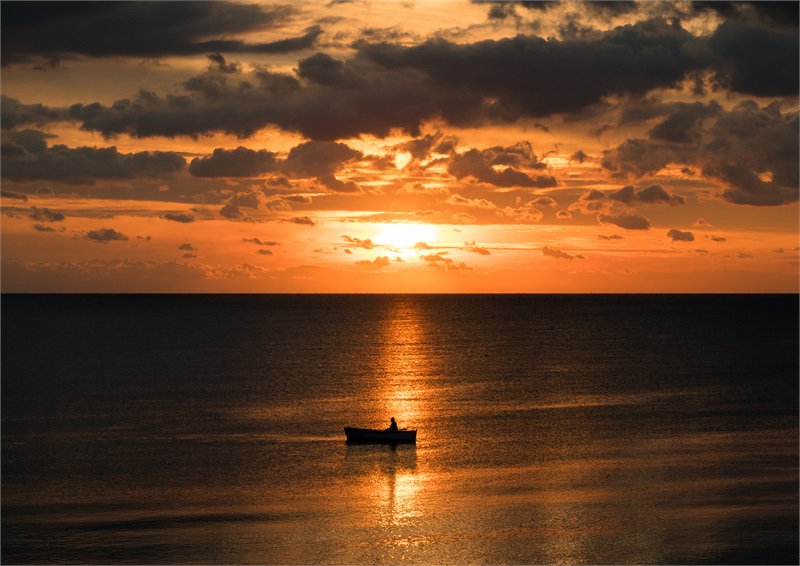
(376, 223, 439, 250)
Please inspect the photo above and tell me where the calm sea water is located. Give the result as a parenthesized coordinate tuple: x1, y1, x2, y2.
(2, 294, 798, 564)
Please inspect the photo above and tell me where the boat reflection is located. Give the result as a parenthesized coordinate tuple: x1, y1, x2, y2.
(344, 443, 423, 537)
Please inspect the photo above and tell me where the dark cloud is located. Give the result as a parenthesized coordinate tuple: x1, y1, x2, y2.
(598, 211, 651, 230)
(463, 241, 491, 255)
(8, 9, 798, 145)
(603, 101, 799, 206)
(178, 243, 198, 251)
(1, 130, 185, 184)
(667, 228, 695, 242)
(283, 141, 362, 191)
(85, 228, 128, 243)
(163, 213, 196, 223)
(598, 234, 624, 240)
(243, 237, 279, 246)
(256, 248, 274, 255)
(33, 223, 56, 232)
(1, 190, 28, 201)
(609, 184, 685, 205)
(219, 203, 255, 221)
(542, 246, 583, 260)
(1, 2, 315, 66)
(361, 19, 706, 118)
(691, 1, 798, 29)
(448, 145, 555, 188)
(189, 147, 277, 177)
(342, 236, 374, 249)
(30, 207, 65, 222)
(649, 101, 722, 144)
(285, 216, 316, 226)
(1, 95, 66, 129)
(709, 21, 799, 97)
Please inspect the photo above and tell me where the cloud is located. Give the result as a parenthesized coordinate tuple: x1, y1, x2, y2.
(0, 95, 65, 129)
(709, 235, 727, 242)
(463, 241, 491, 255)
(598, 234, 624, 240)
(189, 146, 277, 177)
(709, 21, 799, 97)
(219, 203, 253, 221)
(285, 216, 317, 226)
(667, 228, 695, 241)
(33, 223, 56, 232)
(242, 237, 279, 246)
(361, 18, 706, 119)
(163, 212, 195, 223)
(30, 207, 64, 222)
(1, 2, 314, 66)
(603, 101, 799, 206)
(609, 184, 685, 206)
(1, 129, 185, 184)
(356, 255, 391, 269)
(85, 228, 128, 243)
(447, 144, 555, 188)
(256, 249, 274, 255)
(598, 211, 651, 230)
(342, 236, 374, 249)
(9, 10, 798, 145)
(694, 218, 712, 227)
(178, 244, 198, 251)
(542, 246, 584, 260)
(1, 189, 28, 201)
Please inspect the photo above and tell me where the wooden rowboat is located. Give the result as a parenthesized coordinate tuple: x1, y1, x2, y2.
(344, 427, 417, 444)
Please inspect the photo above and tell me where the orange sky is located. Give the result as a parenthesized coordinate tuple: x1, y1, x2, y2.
(2, 0, 798, 292)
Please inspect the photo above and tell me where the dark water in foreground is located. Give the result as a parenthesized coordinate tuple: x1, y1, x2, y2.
(2, 294, 798, 564)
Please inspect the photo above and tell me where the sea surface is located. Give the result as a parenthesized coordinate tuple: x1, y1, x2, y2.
(2, 294, 798, 564)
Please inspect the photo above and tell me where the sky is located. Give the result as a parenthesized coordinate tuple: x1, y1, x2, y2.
(1, 0, 798, 293)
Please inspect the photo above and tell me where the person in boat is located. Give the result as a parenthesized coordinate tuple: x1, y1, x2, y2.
(386, 417, 398, 432)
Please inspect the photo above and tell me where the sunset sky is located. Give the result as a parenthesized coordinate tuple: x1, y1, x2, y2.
(1, 0, 798, 292)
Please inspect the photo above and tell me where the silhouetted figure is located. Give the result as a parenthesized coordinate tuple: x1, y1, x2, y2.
(386, 417, 398, 432)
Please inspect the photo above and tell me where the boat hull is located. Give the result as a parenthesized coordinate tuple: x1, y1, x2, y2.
(344, 427, 417, 444)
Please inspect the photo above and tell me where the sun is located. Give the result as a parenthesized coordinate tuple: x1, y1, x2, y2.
(376, 223, 438, 250)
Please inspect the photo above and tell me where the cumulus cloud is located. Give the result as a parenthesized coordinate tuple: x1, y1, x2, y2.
(598, 211, 651, 230)
(85, 228, 128, 243)
(603, 101, 799, 206)
(609, 184, 685, 206)
(542, 246, 585, 260)
(178, 243, 198, 251)
(163, 212, 195, 223)
(285, 216, 316, 226)
(463, 241, 491, 255)
(30, 207, 65, 222)
(0, 95, 65, 129)
(6, 9, 798, 146)
(256, 249, 273, 255)
(1, 129, 185, 184)
(667, 228, 695, 241)
(341, 236, 374, 249)
(189, 147, 277, 177)
(242, 237, 279, 246)
(356, 255, 391, 269)
(447, 143, 556, 188)
(1, 2, 315, 66)
(1, 189, 28, 201)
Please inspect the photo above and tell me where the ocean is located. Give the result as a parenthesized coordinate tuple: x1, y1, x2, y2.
(2, 294, 798, 564)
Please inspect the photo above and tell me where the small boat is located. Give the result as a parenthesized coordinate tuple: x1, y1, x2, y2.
(344, 427, 417, 444)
